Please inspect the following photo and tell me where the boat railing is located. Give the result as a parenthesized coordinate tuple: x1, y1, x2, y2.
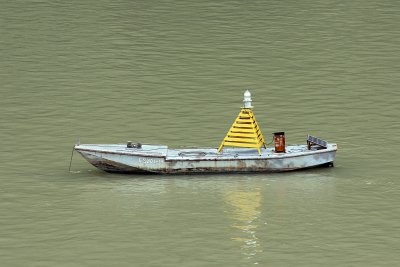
(307, 135, 328, 150)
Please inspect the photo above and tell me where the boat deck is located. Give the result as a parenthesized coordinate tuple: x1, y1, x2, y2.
(166, 145, 329, 160)
(75, 143, 337, 161)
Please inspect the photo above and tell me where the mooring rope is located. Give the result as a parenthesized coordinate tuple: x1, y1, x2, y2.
(68, 146, 75, 172)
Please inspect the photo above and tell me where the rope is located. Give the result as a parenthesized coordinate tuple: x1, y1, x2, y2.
(68, 146, 75, 172)
(265, 134, 274, 146)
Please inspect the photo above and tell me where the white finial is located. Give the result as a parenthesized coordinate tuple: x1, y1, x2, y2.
(243, 90, 253, 108)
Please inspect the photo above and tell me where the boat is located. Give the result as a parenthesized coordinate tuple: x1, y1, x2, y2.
(74, 91, 337, 174)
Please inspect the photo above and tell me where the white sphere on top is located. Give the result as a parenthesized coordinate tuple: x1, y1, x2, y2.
(243, 90, 253, 108)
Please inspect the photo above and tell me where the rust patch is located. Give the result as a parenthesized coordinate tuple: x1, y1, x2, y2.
(237, 160, 247, 169)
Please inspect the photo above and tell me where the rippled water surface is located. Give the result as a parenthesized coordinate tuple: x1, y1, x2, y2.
(1, 1, 400, 266)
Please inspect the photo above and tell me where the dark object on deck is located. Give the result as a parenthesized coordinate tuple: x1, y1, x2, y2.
(274, 132, 286, 153)
(127, 141, 142, 148)
(307, 135, 328, 150)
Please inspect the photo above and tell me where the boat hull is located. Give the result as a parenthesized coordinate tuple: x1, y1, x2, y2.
(75, 144, 337, 174)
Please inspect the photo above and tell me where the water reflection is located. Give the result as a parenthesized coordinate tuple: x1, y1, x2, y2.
(225, 188, 262, 261)
(223, 172, 336, 263)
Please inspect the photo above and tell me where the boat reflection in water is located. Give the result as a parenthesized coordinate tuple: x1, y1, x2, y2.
(223, 172, 336, 264)
(225, 187, 262, 263)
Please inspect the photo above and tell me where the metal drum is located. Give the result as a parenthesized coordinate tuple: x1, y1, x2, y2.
(274, 132, 286, 153)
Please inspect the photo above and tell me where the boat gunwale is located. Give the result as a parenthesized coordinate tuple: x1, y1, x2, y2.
(75, 144, 337, 161)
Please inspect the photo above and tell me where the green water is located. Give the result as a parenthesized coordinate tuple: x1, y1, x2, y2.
(1, 1, 400, 266)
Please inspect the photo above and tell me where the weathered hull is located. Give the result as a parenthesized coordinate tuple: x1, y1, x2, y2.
(75, 143, 337, 174)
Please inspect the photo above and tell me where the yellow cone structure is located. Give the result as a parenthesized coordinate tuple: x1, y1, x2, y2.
(218, 91, 266, 154)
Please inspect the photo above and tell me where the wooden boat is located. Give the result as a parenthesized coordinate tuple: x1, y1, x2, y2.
(74, 91, 337, 174)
